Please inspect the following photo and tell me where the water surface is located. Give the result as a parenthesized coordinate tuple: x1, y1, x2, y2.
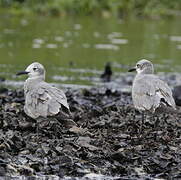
(0, 15, 180, 88)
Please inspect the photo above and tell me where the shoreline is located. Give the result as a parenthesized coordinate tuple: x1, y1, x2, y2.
(0, 1, 181, 19)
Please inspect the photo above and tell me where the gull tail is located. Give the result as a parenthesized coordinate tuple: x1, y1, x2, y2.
(56, 106, 77, 128)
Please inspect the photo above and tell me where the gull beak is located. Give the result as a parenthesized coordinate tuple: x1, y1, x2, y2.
(128, 67, 136, 72)
(16, 71, 29, 76)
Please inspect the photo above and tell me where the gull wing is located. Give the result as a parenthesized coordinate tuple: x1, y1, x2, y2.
(132, 74, 176, 112)
(24, 82, 69, 119)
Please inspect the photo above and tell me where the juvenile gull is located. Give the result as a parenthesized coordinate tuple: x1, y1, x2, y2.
(17, 62, 76, 130)
(129, 59, 176, 116)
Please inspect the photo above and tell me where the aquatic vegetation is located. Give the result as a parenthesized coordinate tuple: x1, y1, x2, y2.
(46, 43, 58, 48)
(170, 36, 181, 42)
(0, 0, 181, 18)
(177, 45, 181, 50)
(0, 14, 180, 86)
(107, 32, 123, 39)
(110, 38, 128, 44)
(95, 44, 120, 51)
(54, 36, 64, 42)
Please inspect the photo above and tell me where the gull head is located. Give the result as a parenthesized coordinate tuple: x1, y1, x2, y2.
(129, 59, 154, 74)
(17, 62, 45, 79)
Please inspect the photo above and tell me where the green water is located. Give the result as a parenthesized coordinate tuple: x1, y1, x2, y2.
(0, 15, 181, 86)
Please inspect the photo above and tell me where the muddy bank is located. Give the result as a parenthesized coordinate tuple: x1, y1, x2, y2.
(0, 86, 181, 179)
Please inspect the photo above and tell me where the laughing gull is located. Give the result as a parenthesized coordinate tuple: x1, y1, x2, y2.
(129, 59, 176, 117)
(17, 62, 76, 132)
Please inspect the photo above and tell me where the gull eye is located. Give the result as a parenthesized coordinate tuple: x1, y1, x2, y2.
(137, 64, 141, 68)
(33, 67, 37, 71)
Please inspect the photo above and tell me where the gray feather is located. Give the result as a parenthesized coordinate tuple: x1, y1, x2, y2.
(19, 62, 71, 120)
(24, 81, 69, 119)
(132, 74, 176, 113)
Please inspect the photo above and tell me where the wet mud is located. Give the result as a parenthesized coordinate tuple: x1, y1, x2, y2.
(0, 87, 181, 179)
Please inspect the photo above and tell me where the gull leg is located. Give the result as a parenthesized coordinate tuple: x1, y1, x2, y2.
(140, 112, 145, 134)
(142, 112, 145, 125)
(153, 115, 158, 128)
(36, 117, 44, 142)
(54, 120, 59, 139)
(36, 121, 39, 142)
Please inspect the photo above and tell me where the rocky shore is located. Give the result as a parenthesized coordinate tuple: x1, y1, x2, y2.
(0, 85, 181, 179)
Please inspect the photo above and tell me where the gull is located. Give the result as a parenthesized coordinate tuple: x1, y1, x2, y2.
(17, 62, 76, 134)
(129, 59, 176, 121)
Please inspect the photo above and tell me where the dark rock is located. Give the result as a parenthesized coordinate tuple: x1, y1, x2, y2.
(0, 166, 6, 176)
(0, 88, 180, 179)
(0, 87, 8, 94)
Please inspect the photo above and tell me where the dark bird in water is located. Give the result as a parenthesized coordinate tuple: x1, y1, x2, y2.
(172, 86, 181, 106)
(100, 62, 113, 82)
(69, 61, 75, 67)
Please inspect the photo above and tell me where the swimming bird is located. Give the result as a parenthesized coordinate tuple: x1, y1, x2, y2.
(17, 62, 76, 133)
(100, 62, 113, 82)
(129, 59, 176, 116)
